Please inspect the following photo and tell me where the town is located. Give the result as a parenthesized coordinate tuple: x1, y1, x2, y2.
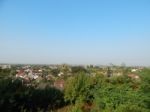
(0, 64, 144, 89)
(0, 63, 149, 111)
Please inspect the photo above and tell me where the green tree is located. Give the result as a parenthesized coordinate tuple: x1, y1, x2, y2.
(64, 73, 94, 104)
(71, 66, 87, 74)
(51, 69, 60, 76)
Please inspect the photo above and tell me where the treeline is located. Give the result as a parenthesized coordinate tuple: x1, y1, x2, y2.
(0, 78, 65, 112)
(0, 68, 16, 79)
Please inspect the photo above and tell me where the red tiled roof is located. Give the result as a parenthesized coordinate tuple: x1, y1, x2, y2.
(128, 74, 140, 79)
(17, 70, 24, 75)
(54, 79, 65, 89)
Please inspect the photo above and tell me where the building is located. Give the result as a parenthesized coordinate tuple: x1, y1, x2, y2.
(128, 74, 140, 79)
(54, 79, 65, 90)
(0, 64, 11, 69)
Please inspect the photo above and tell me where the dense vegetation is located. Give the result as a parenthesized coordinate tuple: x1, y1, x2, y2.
(0, 68, 150, 112)
(0, 78, 65, 112)
(64, 70, 150, 112)
(65, 70, 150, 112)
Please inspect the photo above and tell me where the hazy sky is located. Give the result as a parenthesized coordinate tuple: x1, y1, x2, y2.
(0, 0, 150, 66)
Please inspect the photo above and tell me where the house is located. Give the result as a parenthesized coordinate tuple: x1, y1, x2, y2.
(131, 69, 138, 72)
(46, 74, 55, 80)
(58, 72, 64, 77)
(28, 72, 34, 79)
(23, 76, 30, 84)
(33, 75, 39, 80)
(16, 70, 25, 78)
(0, 64, 11, 69)
(24, 68, 32, 73)
(54, 79, 65, 90)
(38, 69, 43, 72)
(128, 74, 140, 79)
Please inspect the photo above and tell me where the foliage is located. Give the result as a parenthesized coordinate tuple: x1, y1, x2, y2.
(0, 78, 65, 112)
(0, 68, 11, 79)
(71, 66, 87, 74)
(64, 73, 95, 104)
(115, 103, 150, 112)
(64, 69, 150, 112)
(51, 69, 60, 76)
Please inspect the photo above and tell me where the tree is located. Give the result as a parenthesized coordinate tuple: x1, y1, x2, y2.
(64, 73, 94, 104)
(51, 69, 60, 76)
(0, 78, 65, 111)
(71, 66, 87, 74)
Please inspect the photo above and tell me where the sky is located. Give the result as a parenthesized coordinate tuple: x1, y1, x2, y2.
(0, 0, 150, 66)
